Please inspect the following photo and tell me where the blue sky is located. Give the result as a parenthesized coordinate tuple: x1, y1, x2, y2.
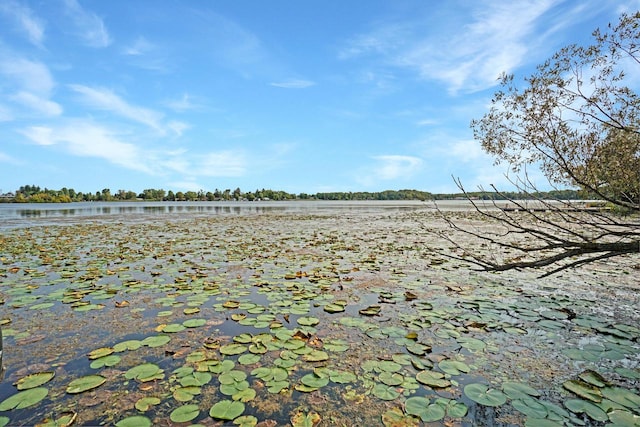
(0, 0, 636, 194)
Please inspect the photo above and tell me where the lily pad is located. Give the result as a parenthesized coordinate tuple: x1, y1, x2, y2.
(183, 318, 207, 328)
(220, 343, 248, 355)
(291, 411, 321, 427)
(301, 373, 329, 388)
(170, 404, 200, 423)
(438, 360, 471, 376)
(405, 396, 446, 422)
(502, 381, 541, 399)
(563, 379, 602, 403)
(210, 400, 245, 420)
(90, 355, 121, 369)
(141, 335, 170, 348)
(135, 397, 161, 412)
(88, 347, 114, 359)
(564, 399, 608, 422)
(66, 375, 106, 394)
(115, 416, 152, 427)
(0, 388, 49, 410)
(416, 370, 451, 388)
(15, 372, 55, 390)
(124, 363, 164, 382)
(463, 383, 507, 407)
(372, 384, 400, 400)
(601, 387, 640, 409)
(297, 316, 320, 326)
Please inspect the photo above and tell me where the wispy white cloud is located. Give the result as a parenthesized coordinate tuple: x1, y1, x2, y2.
(0, 151, 20, 164)
(356, 154, 423, 186)
(0, 0, 45, 47)
(339, 0, 578, 94)
(0, 55, 61, 118)
(121, 36, 171, 71)
(63, 0, 111, 48)
(374, 155, 423, 179)
(0, 56, 55, 94)
(122, 36, 154, 56)
(20, 122, 151, 172)
(11, 91, 62, 117)
(196, 151, 247, 177)
(68, 84, 184, 136)
(270, 79, 316, 89)
(166, 94, 201, 112)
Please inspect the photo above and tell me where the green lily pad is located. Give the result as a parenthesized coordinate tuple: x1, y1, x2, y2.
(301, 373, 329, 388)
(359, 305, 381, 316)
(15, 372, 55, 390)
(463, 383, 507, 407)
(381, 407, 419, 427)
(563, 380, 602, 403)
(90, 355, 121, 369)
(323, 339, 350, 352)
(578, 370, 609, 387)
(564, 399, 608, 422)
(88, 347, 114, 359)
(141, 335, 170, 348)
(297, 316, 320, 326)
(113, 340, 142, 352)
(183, 318, 207, 328)
(372, 384, 400, 400)
(302, 350, 329, 362)
(173, 386, 201, 402)
(135, 397, 161, 412)
(0, 388, 49, 410)
(170, 404, 200, 423)
(601, 387, 640, 409)
(220, 343, 248, 355)
(162, 323, 186, 333)
(291, 411, 321, 427)
(502, 381, 541, 399)
(512, 397, 548, 418)
(457, 336, 486, 351)
(324, 303, 346, 313)
(438, 360, 470, 376)
(416, 370, 451, 388)
(210, 400, 245, 420)
(405, 396, 446, 422)
(66, 375, 106, 394)
(124, 363, 164, 382)
(379, 372, 404, 386)
(238, 354, 261, 365)
(115, 416, 152, 427)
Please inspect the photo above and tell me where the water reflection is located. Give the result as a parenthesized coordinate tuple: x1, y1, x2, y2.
(0, 200, 431, 227)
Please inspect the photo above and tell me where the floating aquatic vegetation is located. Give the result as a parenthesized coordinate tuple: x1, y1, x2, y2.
(0, 208, 638, 426)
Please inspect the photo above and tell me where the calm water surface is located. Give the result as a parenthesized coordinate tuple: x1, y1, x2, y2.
(0, 200, 444, 229)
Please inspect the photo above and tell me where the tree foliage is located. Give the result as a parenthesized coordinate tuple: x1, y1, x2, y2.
(446, 13, 640, 276)
(472, 12, 640, 210)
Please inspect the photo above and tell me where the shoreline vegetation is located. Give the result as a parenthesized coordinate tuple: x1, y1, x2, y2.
(0, 184, 584, 204)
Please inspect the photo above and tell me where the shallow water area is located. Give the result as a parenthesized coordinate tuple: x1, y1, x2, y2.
(0, 202, 638, 426)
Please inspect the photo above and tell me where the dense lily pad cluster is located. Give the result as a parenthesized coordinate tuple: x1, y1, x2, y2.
(0, 209, 638, 426)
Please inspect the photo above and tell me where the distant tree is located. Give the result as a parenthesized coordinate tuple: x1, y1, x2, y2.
(443, 13, 640, 276)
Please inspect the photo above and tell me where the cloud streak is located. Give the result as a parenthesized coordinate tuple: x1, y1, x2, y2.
(270, 79, 316, 89)
(340, 0, 579, 94)
(68, 85, 187, 136)
(63, 0, 111, 48)
(20, 122, 151, 173)
(0, 0, 45, 47)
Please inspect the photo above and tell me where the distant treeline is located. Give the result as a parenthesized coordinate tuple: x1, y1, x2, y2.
(0, 184, 585, 203)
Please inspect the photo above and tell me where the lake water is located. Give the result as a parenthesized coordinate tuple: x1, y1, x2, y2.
(0, 200, 453, 229)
